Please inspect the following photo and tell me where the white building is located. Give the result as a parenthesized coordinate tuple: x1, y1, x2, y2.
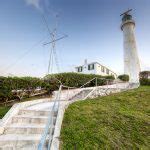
(75, 60, 117, 78)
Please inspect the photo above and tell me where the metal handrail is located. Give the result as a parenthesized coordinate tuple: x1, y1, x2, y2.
(47, 84, 62, 150)
(38, 84, 62, 150)
(84, 82, 139, 99)
(80, 77, 97, 88)
(62, 85, 77, 89)
(80, 77, 113, 89)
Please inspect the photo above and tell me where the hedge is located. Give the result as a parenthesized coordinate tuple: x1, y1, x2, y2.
(140, 71, 150, 79)
(44, 72, 114, 89)
(139, 71, 150, 86)
(118, 74, 129, 81)
(0, 76, 44, 102)
(0, 73, 115, 102)
(140, 78, 150, 86)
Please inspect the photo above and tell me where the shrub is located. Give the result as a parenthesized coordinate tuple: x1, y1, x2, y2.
(118, 74, 129, 81)
(0, 76, 44, 102)
(140, 78, 150, 86)
(140, 71, 150, 79)
(45, 72, 114, 89)
(139, 71, 150, 86)
(0, 73, 115, 102)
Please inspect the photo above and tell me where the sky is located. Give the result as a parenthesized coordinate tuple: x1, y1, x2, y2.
(0, 0, 150, 77)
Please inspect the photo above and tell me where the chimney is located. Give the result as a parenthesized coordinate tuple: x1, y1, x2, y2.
(84, 59, 88, 65)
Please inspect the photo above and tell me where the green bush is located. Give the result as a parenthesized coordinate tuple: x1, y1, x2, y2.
(0, 76, 44, 102)
(140, 78, 150, 86)
(45, 72, 114, 89)
(140, 71, 150, 79)
(118, 74, 129, 81)
(139, 71, 150, 86)
(0, 73, 115, 102)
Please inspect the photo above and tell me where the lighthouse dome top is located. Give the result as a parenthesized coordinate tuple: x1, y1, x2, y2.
(122, 14, 132, 23)
(121, 12, 135, 30)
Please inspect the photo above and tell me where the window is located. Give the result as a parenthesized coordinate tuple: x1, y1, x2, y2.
(88, 64, 94, 70)
(106, 69, 109, 74)
(77, 67, 83, 72)
(101, 66, 105, 72)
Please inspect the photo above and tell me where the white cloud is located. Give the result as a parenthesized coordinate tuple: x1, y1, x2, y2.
(24, 0, 52, 13)
(25, 0, 41, 10)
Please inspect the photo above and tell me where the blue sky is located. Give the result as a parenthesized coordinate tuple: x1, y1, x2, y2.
(0, 0, 150, 77)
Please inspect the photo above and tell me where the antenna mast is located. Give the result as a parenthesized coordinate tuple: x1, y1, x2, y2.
(120, 9, 132, 16)
(42, 13, 68, 75)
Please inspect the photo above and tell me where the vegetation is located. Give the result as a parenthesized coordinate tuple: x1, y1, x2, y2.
(140, 71, 150, 86)
(140, 78, 150, 86)
(0, 106, 11, 119)
(0, 76, 45, 103)
(45, 72, 114, 88)
(60, 86, 150, 149)
(140, 71, 150, 79)
(118, 74, 129, 81)
(0, 73, 114, 105)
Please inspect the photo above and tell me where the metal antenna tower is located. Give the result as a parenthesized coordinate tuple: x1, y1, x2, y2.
(42, 13, 67, 75)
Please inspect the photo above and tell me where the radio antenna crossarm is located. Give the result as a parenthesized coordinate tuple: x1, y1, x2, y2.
(120, 9, 132, 16)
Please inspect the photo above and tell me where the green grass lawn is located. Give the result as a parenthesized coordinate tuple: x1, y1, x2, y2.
(60, 86, 150, 149)
(0, 106, 11, 119)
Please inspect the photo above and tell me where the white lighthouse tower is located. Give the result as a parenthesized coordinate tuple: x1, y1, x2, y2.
(121, 9, 140, 83)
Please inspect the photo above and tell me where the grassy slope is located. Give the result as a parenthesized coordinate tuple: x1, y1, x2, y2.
(60, 86, 150, 149)
(0, 106, 10, 119)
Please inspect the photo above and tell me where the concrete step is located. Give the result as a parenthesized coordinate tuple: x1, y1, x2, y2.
(11, 115, 48, 124)
(4, 124, 54, 135)
(0, 134, 45, 147)
(0, 146, 13, 150)
(0, 145, 48, 150)
(18, 144, 48, 150)
(18, 109, 56, 117)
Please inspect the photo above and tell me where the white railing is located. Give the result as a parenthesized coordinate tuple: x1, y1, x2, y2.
(83, 82, 140, 99)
